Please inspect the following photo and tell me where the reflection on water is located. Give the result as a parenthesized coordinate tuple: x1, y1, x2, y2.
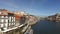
(32, 20, 60, 34)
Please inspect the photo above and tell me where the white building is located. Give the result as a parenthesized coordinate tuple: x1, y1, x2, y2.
(0, 9, 15, 30)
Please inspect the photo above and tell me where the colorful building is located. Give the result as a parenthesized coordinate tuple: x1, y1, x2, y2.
(0, 9, 34, 34)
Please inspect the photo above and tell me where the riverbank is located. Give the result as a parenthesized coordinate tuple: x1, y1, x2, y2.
(44, 13, 60, 23)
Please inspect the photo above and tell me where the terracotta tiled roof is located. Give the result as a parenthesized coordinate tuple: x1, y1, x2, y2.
(15, 15, 21, 20)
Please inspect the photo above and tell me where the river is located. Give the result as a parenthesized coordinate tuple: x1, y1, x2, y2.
(32, 20, 60, 34)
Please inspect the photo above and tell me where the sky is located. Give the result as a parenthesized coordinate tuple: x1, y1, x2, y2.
(0, 0, 60, 17)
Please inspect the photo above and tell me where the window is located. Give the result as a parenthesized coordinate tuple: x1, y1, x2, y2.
(14, 17, 15, 22)
(9, 17, 11, 22)
(9, 23, 11, 26)
(5, 16, 8, 18)
(1, 19, 4, 23)
(1, 16, 4, 18)
(5, 23, 8, 27)
(12, 17, 14, 22)
(5, 19, 8, 22)
(1, 24, 4, 27)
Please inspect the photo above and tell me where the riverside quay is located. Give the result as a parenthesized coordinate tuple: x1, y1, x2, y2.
(0, 9, 38, 34)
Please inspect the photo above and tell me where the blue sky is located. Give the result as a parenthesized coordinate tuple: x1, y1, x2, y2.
(0, 0, 60, 16)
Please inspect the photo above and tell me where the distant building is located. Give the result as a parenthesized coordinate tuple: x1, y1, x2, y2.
(45, 13, 60, 22)
(55, 13, 60, 22)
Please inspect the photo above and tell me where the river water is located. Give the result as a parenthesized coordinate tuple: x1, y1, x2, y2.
(32, 20, 60, 34)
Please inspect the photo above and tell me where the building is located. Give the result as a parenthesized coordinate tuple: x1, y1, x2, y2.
(14, 11, 26, 26)
(0, 9, 34, 34)
(55, 13, 60, 22)
(45, 13, 60, 22)
(8, 12, 15, 28)
(0, 9, 28, 30)
(0, 9, 16, 30)
(0, 9, 8, 30)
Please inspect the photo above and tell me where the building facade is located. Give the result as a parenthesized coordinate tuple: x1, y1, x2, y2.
(45, 13, 60, 22)
(0, 9, 34, 34)
(0, 9, 16, 30)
